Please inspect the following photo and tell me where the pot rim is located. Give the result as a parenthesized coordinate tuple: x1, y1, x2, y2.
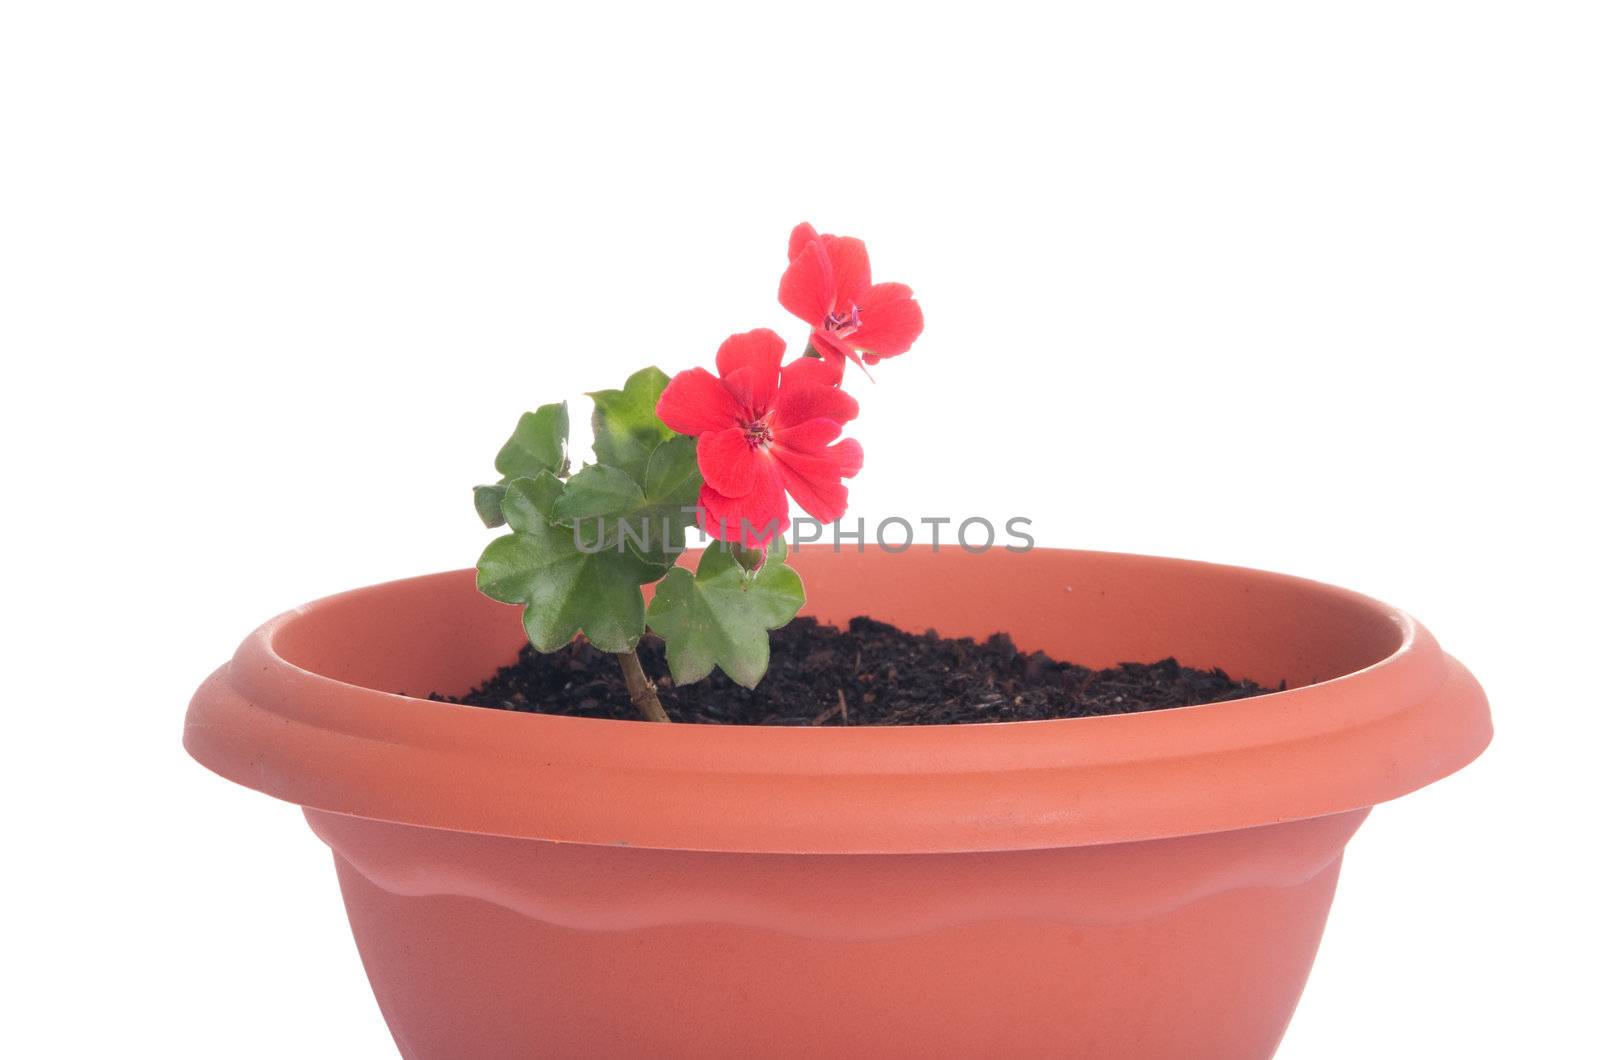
(184, 547, 1491, 853)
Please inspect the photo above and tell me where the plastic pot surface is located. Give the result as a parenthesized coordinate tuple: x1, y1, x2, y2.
(186, 547, 1491, 1059)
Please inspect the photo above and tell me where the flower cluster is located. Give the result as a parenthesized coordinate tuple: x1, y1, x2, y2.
(475, 221, 922, 701)
(657, 223, 923, 549)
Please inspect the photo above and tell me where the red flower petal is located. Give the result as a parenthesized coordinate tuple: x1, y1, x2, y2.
(820, 234, 871, 306)
(714, 328, 785, 382)
(772, 438, 863, 524)
(780, 354, 844, 389)
(774, 381, 859, 431)
(655, 367, 742, 436)
(778, 240, 834, 327)
(720, 365, 778, 421)
(850, 283, 923, 359)
(698, 476, 789, 547)
(787, 222, 819, 263)
(696, 427, 765, 499)
(773, 417, 843, 453)
(710, 330, 783, 417)
(809, 327, 869, 374)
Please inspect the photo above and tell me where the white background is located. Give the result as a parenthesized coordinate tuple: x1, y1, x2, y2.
(3, 2, 1596, 1057)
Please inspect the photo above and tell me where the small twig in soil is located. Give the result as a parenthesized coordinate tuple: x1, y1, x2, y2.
(810, 690, 853, 727)
(810, 701, 842, 725)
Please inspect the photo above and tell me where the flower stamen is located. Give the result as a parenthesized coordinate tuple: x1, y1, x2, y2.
(742, 416, 774, 450)
(824, 304, 862, 336)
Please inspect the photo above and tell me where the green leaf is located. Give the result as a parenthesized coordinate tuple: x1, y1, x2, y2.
(629, 434, 702, 567)
(551, 464, 647, 524)
(589, 367, 673, 481)
(477, 476, 658, 653)
(502, 470, 565, 525)
(495, 402, 570, 480)
(549, 436, 702, 572)
(646, 537, 805, 689)
(477, 406, 571, 526)
(643, 433, 701, 511)
(473, 483, 508, 528)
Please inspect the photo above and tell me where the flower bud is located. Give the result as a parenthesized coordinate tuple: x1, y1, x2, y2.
(730, 543, 766, 573)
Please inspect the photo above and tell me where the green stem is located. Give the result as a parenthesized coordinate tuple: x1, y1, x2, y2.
(616, 650, 670, 723)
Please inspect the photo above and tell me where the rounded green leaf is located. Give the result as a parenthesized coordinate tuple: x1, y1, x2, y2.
(476, 475, 658, 654)
(646, 538, 805, 689)
(589, 367, 674, 481)
(494, 402, 570, 480)
(473, 483, 509, 528)
(643, 434, 700, 510)
(551, 464, 647, 524)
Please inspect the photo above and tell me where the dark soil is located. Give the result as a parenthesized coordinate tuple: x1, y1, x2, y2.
(432, 616, 1283, 726)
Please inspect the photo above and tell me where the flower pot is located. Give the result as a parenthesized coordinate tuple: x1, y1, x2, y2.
(185, 547, 1490, 1060)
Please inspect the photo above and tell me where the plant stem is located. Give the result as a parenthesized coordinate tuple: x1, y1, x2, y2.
(616, 650, 671, 723)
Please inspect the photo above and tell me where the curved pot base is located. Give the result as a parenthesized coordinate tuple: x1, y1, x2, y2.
(317, 807, 1363, 1060)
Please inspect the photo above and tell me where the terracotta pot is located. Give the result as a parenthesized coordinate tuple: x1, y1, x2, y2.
(185, 547, 1490, 1059)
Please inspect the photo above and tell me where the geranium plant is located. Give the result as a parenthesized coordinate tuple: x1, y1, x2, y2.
(472, 223, 923, 721)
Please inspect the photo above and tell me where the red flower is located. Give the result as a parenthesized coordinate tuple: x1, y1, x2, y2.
(778, 222, 924, 373)
(656, 329, 863, 547)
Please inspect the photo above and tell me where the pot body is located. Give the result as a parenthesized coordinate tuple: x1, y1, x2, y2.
(311, 806, 1365, 1060)
(187, 548, 1491, 1059)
